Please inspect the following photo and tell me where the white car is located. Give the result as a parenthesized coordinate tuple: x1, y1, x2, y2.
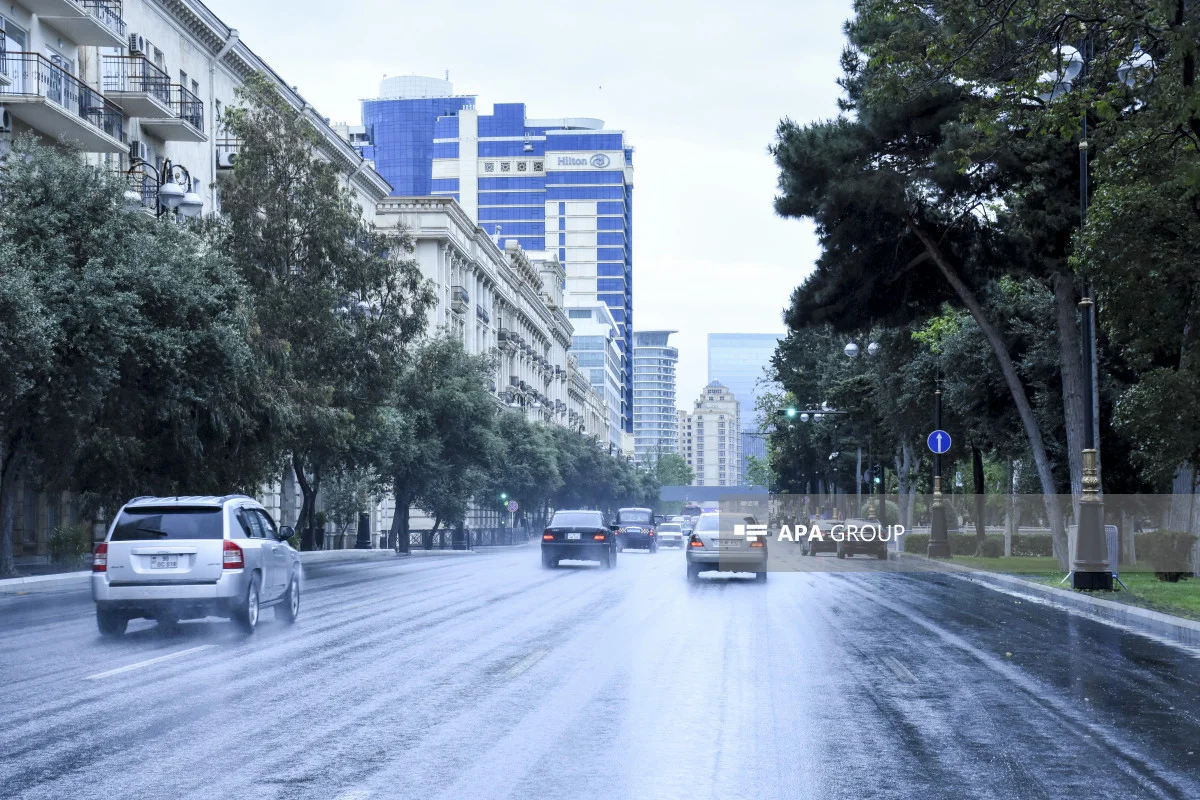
(656, 523, 685, 548)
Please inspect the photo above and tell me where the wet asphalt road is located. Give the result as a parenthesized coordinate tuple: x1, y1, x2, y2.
(1, 545, 1198, 800)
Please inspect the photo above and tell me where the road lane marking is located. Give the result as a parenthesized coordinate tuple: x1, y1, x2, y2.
(881, 655, 917, 682)
(84, 645, 214, 680)
(333, 791, 372, 800)
(502, 649, 548, 679)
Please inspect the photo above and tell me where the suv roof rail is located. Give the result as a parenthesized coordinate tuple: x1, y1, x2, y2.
(127, 495, 155, 504)
(219, 493, 255, 504)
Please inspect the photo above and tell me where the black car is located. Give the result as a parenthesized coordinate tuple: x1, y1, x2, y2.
(615, 507, 658, 553)
(542, 510, 617, 568)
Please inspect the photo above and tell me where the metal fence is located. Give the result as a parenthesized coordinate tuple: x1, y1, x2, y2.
(402, 526, 534, 551)
(0, 52, 125, 142)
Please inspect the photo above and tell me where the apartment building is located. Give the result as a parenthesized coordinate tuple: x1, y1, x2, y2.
(678, 382, 742, 487)
(0, 0, 390, 558)
(0, 0, 388, 218)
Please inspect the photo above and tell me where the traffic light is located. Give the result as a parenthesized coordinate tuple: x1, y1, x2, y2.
(500, 492, 508, 501)
(785, 407, 798, 418)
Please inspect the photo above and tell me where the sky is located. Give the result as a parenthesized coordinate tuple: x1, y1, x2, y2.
(204, 0, 853, 407)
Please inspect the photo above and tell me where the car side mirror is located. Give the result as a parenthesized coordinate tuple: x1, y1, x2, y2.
(278, 525, 295, 541)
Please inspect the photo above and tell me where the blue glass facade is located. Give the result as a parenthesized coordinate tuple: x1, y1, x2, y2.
(360, 95, 475, 197)
(355, 89, 635, 435)
(707, 334, 782, 485)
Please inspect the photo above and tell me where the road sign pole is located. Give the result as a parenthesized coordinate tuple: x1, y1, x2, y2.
(928, 383, 951, 559)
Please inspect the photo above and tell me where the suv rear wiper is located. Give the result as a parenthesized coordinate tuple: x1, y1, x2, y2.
(134, 528, 172, 538)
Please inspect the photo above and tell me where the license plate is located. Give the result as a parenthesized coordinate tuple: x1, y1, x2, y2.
(149, 556, 178, 569)
(715, 540, 740, 548)
(566, 532, 581, 540)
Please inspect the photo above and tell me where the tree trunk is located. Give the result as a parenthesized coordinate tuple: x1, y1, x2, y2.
(389, 481, 412, 554)
(1054, 273, 1087, 507)
(293, 452, 316, 552)
(972, 444, 986, 556)
(425, 514, 441, 550)
(905, 214, 1070, 568)
(0, 443, 21, 578)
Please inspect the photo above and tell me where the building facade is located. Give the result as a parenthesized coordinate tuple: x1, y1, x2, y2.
(707, 334, 781, 485)
(0, 0, 391, 557)
(632, 331, 678, 466)
(346, 77, 635, 438)
(678, 382, 741, 487)
(564, 301, 625, 453)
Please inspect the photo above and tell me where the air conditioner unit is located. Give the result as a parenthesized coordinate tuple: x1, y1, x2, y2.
(129, 140, 148, 162)
(217, 150, 238, 168)
(0, 108, 12, 134)
(128, 33, 145, 55)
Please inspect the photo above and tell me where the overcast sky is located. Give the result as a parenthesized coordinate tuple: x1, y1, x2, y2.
(205, 0, 852, 406)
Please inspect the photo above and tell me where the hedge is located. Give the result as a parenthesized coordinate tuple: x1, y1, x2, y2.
(903, 532, 1053, 558)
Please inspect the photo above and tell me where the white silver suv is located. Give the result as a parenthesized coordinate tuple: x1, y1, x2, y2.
(92, 495, 300, 636)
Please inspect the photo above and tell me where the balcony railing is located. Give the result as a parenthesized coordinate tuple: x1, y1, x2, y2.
(102, 54, 170, 103)
(451, 285, 469, 313)
(79, 1, 127, 39)
(170, 83, 204, 132)
(0, 52, 124, 144)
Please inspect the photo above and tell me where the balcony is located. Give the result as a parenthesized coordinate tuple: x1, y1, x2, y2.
(139, 84, 206, 142)
(497, 329, 516, 350)
(25, 1, 126, 47)
(476, 305, 490, 324)
(101, 55, 172, 118)
(451, 285, 469, 314)
(0, 33, 10, 87)
(0, 53, 125, 152)
(509, 376, 521, 389)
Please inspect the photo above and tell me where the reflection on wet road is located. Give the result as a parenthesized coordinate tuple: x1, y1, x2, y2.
(2, 546, 1197, 799)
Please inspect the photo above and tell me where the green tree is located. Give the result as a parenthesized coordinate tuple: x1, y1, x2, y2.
(217, 73, 433, 550)
(0, 138, 272, 575)
(485, 412, 562, 528)
(654, 453, 694, 487)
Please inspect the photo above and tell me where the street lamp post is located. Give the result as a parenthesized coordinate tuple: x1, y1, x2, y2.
(124, 158, 203, 220)
(928, 379, 951, 557)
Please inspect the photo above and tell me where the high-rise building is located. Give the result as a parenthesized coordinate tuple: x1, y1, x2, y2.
(632, 331, 678, 465)
(565, 302, 625, 452)
(348, 79, 635, 435)
(679, 382, 741, 487)
(707, 334, 781, 485)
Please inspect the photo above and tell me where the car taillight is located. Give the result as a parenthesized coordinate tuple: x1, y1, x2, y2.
(222, 539, 244, 569)
(689, 535, 704, 548)
(92, 542, 107, 572)
(593, 533, 607, 541)
(543, 530, 555, 541)
(648, 529, 656, 536)
(750, 538, 765, 548)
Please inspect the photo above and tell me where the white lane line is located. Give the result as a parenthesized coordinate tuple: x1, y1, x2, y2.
(502, 649, 548, 679)
(333, 791, 372, 800)
(881, 654, 917, 683)
(85, 645, 214, 680)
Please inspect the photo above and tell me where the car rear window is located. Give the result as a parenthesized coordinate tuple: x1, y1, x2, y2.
(695, 515, 720, 532)
(618, 510, 652, 524)
(111, 507, 224, 541)
(658, 524, 681, 532)
(550, 511, 604, 528)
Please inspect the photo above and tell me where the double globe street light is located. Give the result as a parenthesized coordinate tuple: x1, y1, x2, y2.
(123, 158, 203, 220)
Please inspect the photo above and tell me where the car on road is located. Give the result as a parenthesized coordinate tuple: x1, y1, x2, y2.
(614, 507, 658, 552)
(686, 512, 768, 582)
(92, 495, 300, 637)
(656, 522, 685, 548)
(836, 517, 889, 560)
(542, 510, 617, 568)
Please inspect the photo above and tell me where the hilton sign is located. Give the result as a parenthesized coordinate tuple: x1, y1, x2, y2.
(554, 154, 613, 169)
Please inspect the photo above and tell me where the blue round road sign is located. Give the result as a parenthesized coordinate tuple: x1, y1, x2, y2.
(927, 430, 952, 454)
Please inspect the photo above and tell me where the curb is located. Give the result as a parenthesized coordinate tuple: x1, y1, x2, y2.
(0, 543, 531, 595)
(896, 553, 1200, 648)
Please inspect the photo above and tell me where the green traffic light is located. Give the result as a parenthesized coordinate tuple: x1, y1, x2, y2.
(500, 493, 508, 500)
(785, 407, 797, 418)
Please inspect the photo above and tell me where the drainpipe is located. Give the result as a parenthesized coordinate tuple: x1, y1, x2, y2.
(209, 29, 240, 212)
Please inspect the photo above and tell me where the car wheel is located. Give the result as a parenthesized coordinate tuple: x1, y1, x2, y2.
(541, 550, 557, 569)
(234, 574, 261, 634)
(97, 608, 127, 638)
(156, 613, 181, 635)
(278, 569, 301, 624)
(686, 563, 701, 583)
(876, 551, 888, 560)
(755, 571, 768, 583)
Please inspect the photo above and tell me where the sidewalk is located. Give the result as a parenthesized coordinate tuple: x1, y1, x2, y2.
(0, 545, 512, 597)
(898, 553, 1200, 648)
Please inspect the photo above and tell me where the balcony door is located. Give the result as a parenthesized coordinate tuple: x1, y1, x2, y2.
(43, 50, 72, 109)
(1, 17, 27, 92)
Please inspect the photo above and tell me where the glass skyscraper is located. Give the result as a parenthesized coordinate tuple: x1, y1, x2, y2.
(353, 76, 634, 434)
(632, 331, 678, 465)
(707, 334, 782, 485)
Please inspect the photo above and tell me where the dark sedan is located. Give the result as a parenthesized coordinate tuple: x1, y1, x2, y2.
(615, 507, 658, 553)
(542, 510, 617, 569)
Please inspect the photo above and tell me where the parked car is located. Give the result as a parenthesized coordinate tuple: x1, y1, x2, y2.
(615, 507, 658, 552)
(656, 523, 685, 548)
(92, 495, 300, 636)
(686, 512, 768, 582)
(542, 510, 617, 568)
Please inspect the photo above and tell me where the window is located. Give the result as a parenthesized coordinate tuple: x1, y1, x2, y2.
(255, 509, 278, 538)
(179, 69, 188, 86)
(500, 161, 511, 172)
(533, 161, 544, 171)
(191, 79, 200, 97)
(238, 508, 266, 538)
(112, 507, 224, 541)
